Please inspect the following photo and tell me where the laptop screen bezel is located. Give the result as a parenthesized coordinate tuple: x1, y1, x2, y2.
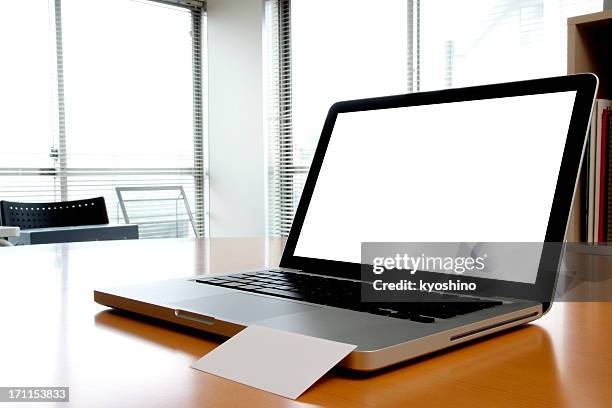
(279, 74, 598, 308)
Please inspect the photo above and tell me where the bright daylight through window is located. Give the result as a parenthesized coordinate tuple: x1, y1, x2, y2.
(0, 0, 207, 239)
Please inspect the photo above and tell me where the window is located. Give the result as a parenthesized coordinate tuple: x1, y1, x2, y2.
(265, 0, 602, 236)
(0, 1, 57, 202)
(0, 0, 207, 238)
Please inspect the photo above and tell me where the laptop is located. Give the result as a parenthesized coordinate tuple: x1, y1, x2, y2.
(95, 74, 597, 371)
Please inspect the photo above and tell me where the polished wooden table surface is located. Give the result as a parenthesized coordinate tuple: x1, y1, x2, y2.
(1, 238, 611, 407)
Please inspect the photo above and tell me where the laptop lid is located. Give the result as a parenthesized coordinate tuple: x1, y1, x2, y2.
(279, 74, 598, 309)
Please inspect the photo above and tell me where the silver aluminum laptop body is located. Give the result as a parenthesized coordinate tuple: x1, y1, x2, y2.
(95, 74, 597, 371)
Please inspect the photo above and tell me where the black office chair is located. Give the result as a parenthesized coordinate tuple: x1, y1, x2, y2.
(0, 197, 109, 229)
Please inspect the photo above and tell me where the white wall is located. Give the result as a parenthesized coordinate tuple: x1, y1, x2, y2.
(207, 0, 265, 237)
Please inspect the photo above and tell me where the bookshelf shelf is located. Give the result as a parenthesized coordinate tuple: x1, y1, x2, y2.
(567, 10, 612, 242)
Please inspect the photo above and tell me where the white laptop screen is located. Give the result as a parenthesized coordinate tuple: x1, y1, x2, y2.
(293, 91, 577, 280)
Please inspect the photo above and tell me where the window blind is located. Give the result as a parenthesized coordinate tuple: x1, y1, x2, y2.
(0, 0, 208, 239)
(265, 0, 602, 237)
(265, 0, 297, 236)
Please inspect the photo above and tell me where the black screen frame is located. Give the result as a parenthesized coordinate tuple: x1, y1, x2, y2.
(280, 74, 598, 312)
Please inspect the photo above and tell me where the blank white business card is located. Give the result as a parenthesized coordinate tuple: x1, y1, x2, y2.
(191, 325, 356, 399)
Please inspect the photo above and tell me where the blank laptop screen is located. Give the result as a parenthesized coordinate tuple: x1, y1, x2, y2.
(293, 91, 577, 275)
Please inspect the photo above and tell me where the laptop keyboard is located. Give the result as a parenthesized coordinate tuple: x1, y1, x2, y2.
(195, 270, 503, 324)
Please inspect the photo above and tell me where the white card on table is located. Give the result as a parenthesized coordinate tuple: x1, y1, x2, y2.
(191, 325, 356, 399)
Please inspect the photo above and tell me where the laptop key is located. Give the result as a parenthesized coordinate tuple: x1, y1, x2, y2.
(219, 276, 245, 282)
(238, 285, 260, 291)
(253, 287, 308, 301)
(218, 282, 243, 288)
(409, 315, 436, 323)
(273, 285, 294, 290)
(196, 279, 226, 285)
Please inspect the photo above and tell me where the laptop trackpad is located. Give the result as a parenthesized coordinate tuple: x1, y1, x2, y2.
(171, 293, 320, 324)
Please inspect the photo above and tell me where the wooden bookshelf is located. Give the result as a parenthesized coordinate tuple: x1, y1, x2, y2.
(566, 10, 612, 242)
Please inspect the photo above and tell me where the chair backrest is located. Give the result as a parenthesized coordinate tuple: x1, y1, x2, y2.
(115, 186, 198, 238)
(0, 197, 109, 229)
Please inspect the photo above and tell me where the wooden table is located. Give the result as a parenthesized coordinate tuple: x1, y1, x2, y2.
(1, 238, 611, 407)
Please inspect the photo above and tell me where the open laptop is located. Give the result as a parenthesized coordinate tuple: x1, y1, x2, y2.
(95, 74, 597, 371)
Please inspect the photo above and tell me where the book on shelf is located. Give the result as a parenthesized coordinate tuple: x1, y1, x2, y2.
(607, 110, 612, 242)
(584, 99, 612, 243)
